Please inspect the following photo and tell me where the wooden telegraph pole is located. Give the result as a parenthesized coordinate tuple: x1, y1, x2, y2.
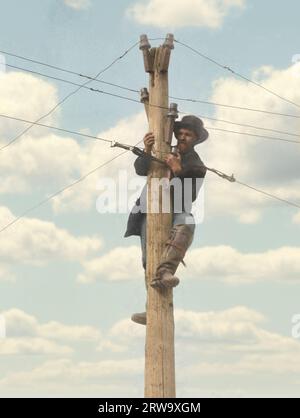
(139, 34, 178, 398)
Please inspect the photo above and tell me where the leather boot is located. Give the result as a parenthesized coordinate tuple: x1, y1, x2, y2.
(150, 224, 194, 289)
(131, 271, 147, 325)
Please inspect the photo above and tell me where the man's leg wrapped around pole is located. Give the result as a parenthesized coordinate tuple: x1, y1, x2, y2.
(151, 214, 195, 289)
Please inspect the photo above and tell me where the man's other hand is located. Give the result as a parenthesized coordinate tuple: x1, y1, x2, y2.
(164, 152, 182, 175)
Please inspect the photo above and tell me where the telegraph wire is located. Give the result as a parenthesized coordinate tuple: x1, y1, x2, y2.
(0, 135, 299, 234)
(0, 113, 113, 144)
(1, 49, 300, 119)
(0, 40, 140, 151)
(0, 144, 141, 234)
(235, 180, 300, 210)
(3, 63, 300, 145)
(174, 39, 300, 110)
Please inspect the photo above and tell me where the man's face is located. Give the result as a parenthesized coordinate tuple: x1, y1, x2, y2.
(176, 128, 197, 153)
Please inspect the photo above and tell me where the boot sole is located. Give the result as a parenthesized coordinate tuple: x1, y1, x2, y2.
(131, 314, 146, 325)
(151, 277, 180, 289)
(161, 277, 180, 288)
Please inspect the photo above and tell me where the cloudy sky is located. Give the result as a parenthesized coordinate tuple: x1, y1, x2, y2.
(0, 0, 300, 397)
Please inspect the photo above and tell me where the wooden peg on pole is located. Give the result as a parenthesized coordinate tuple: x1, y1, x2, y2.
(140, 88, 150, 121)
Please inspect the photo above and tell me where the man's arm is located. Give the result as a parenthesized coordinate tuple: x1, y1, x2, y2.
(164, 152, 182, 176)
(134, 132, 155, 176)
(164, 151, 207, 178)
(134, 153, 152, 176)
(178, 152, 207, 178)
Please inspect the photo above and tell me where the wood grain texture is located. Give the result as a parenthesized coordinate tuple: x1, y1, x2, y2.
(144, 43, 176, 398)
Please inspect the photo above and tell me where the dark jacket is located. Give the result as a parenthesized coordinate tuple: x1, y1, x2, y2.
(124, 148, 206, 237)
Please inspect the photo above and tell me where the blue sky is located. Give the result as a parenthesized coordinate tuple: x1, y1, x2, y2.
(0, 0, 300, 397)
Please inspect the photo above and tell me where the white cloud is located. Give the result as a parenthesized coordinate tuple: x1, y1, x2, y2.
(4, 308, 101, 342)
(9, 62, 297, 225)
(181, 355, 300, 379)
(0, 71, 58, 139)
(0, 69, 102, 202)
(237, 209, 261, 224)
(0, 70, 146, 226)
(0, 358, 143, 395)
(109, 318, 146, 341)
(0, 338, 72, 355)
(0, 134, 83, 195)
(204, 66, 300, 182)
(4, 309, 38, 337)
(198, 63, 300, 223)
(51, 112, 147, 213)
(2, 62, 299, 227)
(126, 0, 245, 29)
(96, 340, 128, 353)
(174, 306, 265, 342)
(39, 321, 101, 342)
(0, 100, 147, 212)
(1, 306, 300, 395)
(77, 244, 300, 285)
(51, 63, 300, 221)
(0, 263, 13, 282)
(293, 211, 300, 224)
(0, 308, 103, 355)
(0, 206, 102, 268)
(109, 306, 266, 345)
(0, 70, 86, 197)
(78, 245, 141, 283)
(108, 306, 300, 377)
(64, 0, 91, 10)
(0, 70, 145, 216)
(184, 245, 300, 284)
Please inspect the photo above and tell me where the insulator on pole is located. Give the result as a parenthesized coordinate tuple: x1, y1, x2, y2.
(139, 34, 151, 50)
(167, 103, 178, 118)
(163, 33, 174, 50)
(165, 102, 179, 145)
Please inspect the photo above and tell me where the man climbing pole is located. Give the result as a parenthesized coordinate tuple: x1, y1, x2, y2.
(124, 115, 209, 325)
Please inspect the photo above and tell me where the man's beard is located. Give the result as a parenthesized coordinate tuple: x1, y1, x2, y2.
(177, 142, 192, 153)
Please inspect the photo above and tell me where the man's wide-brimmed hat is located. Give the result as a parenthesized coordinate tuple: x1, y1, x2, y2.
(174, 115, 209, 145)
